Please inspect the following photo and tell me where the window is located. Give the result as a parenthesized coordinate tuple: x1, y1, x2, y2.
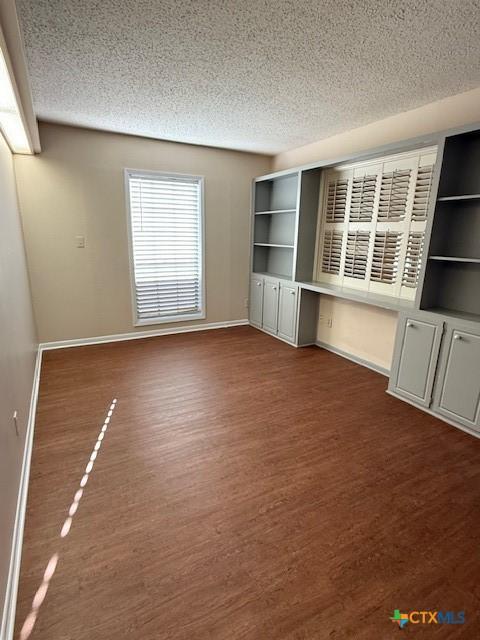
(125, 170, 204, 325)
(316, 147, 437, 301)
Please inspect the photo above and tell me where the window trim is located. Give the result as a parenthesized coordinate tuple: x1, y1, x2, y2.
(124, 168, 206, 327)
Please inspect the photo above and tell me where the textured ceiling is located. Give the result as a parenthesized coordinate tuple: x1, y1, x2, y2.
(16, 0, 480, 154)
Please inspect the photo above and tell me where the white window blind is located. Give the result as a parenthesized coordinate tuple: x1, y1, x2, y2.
(126, 171, 204, 325)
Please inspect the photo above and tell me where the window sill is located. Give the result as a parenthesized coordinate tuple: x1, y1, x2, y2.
(134, 312, 206, 327)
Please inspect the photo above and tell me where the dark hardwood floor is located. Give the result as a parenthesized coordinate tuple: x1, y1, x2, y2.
(14, 326, 480, 639)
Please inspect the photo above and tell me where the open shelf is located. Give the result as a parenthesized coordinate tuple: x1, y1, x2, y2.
(255, 209, 296, 215)
(253, 210, 296, 246)
(429, 256, 480, 264)
(428, 199, 480, 259)
(254, 172, 299, 213)
(421, 260, 480, 319)
(253, 245, 293, 280)
(437, 130, 480, 198)
(437, 194, 480, 202)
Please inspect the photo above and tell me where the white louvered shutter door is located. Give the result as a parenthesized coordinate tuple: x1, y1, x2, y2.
(370, 231, 403, 285)
(317, 169, 350, 284)
(341, 164, 380, 290)
(369, 155, 415, 297)
(399, 150, 436, 299)
(127, 173, 203, 323)
(402, 232, 425, 289)
(321, 230, 343, 275)
(344, 230, 371, 281)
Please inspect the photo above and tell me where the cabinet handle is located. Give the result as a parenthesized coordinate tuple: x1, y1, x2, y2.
(407, 321, 414, 328)
(272, 286, 277, 291)
(454, 333, 462, 340)
(256, 282, 261, 286)
(290, 290, 296, 295)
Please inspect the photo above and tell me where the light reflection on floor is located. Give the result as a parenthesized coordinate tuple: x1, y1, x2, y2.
(18, 398, 117, 640)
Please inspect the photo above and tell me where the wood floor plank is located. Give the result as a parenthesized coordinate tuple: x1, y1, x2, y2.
(14, 327, 480, 638)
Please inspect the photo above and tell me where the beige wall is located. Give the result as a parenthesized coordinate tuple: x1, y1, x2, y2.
(0, 133, 37, 628)
(274, 88, 480, 371)
(14, 123, 271, 343)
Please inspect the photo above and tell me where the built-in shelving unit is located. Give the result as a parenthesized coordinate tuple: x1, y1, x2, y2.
(252, 172, 299, 280)
(252, 168, 321, 281)
(420, 129, 480, 320)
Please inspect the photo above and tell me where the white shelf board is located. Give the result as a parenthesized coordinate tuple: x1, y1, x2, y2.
(437, 194, 480, 202)
(252, 271, 293, 281)
(429, 256, 480, 264)
(254, 209, 296, 215)
(254, 242, 294, 249)
(423, 306, 480, 323)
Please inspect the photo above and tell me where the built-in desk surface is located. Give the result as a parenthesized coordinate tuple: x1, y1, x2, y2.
(297, 280, 416, 312)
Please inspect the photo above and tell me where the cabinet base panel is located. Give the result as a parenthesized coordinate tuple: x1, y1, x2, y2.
(249, 323, 299, 348)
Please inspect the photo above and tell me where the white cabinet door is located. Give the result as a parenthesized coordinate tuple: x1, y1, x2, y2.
(262, 279, 279, 334)
(389, 314, 444, 408)
(277, 285, 298, 343)
(434, 326, 480, 431)
(249, 277, 264, 328)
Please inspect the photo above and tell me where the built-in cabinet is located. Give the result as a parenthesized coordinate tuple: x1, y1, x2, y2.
(249, 276, 264, 328)
(249, 275, 298, 344)
(250, 122, 480, 439)
(389, 310, 480, 434)
(434, 325, 480, 430)
(277, 284, 298, 342)
(262, 278, 280, 334)
(389, 313, 444, 408)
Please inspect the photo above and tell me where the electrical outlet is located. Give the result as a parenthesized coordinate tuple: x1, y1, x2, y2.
(327, 318, 333, 328)
(76, 235, 86, 248)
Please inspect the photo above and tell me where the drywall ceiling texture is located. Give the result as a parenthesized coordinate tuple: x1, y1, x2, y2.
(16, 0, 480, 154)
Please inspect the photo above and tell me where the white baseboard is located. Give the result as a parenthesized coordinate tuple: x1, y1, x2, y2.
(315, 340, 390, 377)
(39, 319, 249, 351)
(1, 347, 42, 640)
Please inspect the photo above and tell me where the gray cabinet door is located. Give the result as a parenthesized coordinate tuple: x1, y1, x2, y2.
(249, 277, 264, 328)
(389, 314, 444, 407)
(277, 284, 298, 343)
(262, 279, 279, 334)
(434, 327, 480, 431)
